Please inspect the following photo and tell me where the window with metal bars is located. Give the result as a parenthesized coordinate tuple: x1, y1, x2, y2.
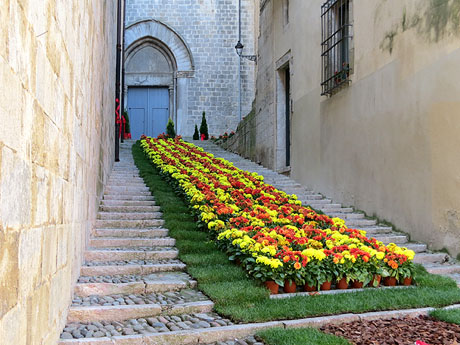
(321, 0, 353, 96)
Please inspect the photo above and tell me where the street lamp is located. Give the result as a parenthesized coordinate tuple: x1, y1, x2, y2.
(234, 40, 257, 62)
(235, 0, 257, 123)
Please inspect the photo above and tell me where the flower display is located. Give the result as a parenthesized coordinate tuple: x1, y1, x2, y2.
(140, 136, 416, 290)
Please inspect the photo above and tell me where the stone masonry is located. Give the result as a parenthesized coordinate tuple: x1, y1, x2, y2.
(125, 0, 256, 136)
(0, 1, 118, 344)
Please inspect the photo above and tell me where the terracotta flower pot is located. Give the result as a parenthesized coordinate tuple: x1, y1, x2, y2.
(264, 281, 279, 295)
(370, 275, 382, 287)
(283, 280, 297, 293)
(336, 277, 348, 289)
(383, 277, 397, 286)
(304, 283, 316, 292)
(352, 280, 364, 289)
(320, 281, 332, 291)
(402, 277, 412, 286)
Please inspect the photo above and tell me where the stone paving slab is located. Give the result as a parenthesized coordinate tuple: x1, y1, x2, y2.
(270, 285, 415, 299)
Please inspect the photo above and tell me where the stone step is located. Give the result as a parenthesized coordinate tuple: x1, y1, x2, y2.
(321, 207, 354, 214)
(99, 205, 161, 213)
(424, 263, 460, 275)
(444, 274, 460, 287)
(413, 252, 449, 264)
(327, 212, 365, 219)
(345, 219, 378, 227)
(359, 226, 393, 235)
(108, 178, 145, 183)
(95, 219, 164, 228)
(103, 194, 155, 201)
(89, 237, 176, 248)
(75, 272, 197, 296)
(94, 228, 169, 238)
(85, 248, 179, 262)
(105, 185, 149, 191)
(373, 234, 408, 244)
(309, 203, 342, 209)
(404, 243, 427, 253)
(100, 200, 156, 207)
(59, 311, 234, 342)
(294, 194, 324, 200)
(104, 190, 151, 196)
(67, 300, 214, 323)
(80, 261, 186, 276)
(97, 212, 163, 220)
(300, 198, 332, 205)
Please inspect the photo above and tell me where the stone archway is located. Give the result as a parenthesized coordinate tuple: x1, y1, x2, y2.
(124, 19, 195, 135)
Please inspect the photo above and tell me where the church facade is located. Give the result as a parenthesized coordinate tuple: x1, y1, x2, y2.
(124, 0, 257, 138)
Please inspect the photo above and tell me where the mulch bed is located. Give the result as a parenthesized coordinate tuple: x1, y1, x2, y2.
(320, 315, 460, 345)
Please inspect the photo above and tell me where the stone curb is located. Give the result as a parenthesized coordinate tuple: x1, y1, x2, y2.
(67, 301, 214, 323)
(58, 305, 460, 345)
(270, 285, 415, 299)
(80, 263, 186, 276)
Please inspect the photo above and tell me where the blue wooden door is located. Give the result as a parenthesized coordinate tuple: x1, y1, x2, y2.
(127, 87, 169, 139)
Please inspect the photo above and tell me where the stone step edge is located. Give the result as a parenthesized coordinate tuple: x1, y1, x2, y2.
(80, 263, 186, 276)
(270, 285, 415, 299)
(75, 280, 197, 297)
(58, 304, 460, 345)
(67, 300, 214, 323)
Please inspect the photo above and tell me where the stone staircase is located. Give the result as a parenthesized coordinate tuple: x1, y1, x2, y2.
(191, 140, 460, 287)
(58, 141, 234, 343)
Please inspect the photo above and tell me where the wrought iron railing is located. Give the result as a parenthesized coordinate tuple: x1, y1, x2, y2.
(321, 0, 353, 96)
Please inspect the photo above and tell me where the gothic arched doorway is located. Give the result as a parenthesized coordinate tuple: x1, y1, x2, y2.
(124, 20, 195, 138)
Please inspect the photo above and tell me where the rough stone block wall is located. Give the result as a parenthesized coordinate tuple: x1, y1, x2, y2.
(126, 0, 256, 136)
(0, 1, 117, 343)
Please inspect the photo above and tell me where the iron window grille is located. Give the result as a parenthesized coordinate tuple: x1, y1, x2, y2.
(321, 0, 353, 96)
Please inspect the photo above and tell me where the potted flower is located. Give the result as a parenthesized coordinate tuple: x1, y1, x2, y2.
(245, 255, 285, 294)
(348, 255, 372, 289)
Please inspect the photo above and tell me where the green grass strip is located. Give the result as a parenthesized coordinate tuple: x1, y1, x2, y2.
(132, 141, 460, 323)
(256, 328, 352, 345)
(430, 308, 460, 325)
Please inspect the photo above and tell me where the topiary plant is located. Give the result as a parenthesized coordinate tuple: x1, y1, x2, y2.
(193, 124, 199, 140)
(166, 118, 176, 138)
(199, 111, 209, 140)
(123, 109, 130, 134)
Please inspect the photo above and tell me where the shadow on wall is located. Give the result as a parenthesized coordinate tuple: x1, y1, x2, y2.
(380, 0, 460, 54)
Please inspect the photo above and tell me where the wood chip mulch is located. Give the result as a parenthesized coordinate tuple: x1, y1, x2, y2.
(320, 315, 460, 345)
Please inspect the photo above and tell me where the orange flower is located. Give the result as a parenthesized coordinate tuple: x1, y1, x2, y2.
(283, 255, 290, 263)
(388, 260, 398, 269)
(294, 262, 301, 270)
(362, 256, 369, 263)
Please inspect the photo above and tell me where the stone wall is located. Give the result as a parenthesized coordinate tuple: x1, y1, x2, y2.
(248, 0, 460, 257)
(125, 0, 256, 136)
(0, 1, 117, 343)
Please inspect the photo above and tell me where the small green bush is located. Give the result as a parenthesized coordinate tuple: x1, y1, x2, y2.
(193, 124, 199, 140)
(199, 111, 209, 140)
(166, 118, 176, 138)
